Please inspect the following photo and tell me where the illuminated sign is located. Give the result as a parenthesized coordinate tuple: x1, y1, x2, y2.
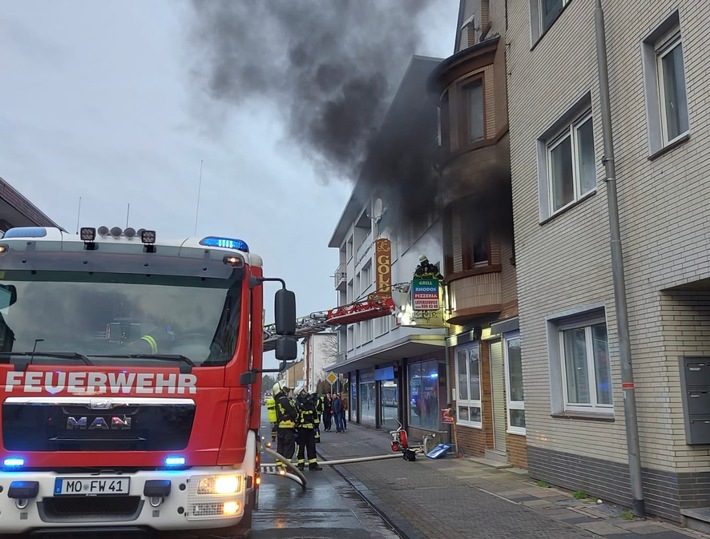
(375, 238, 392, 299)
(412, 278, 439, 311)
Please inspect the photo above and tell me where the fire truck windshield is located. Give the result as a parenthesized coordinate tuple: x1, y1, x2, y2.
(0, 272, 242, 367)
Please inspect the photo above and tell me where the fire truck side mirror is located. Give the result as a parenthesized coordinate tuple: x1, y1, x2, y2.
(275, 335, 297, 361)
(274, 289, 296, 335)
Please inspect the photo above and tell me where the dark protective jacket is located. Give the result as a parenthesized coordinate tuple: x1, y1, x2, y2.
(276, 391, 298, 429)
(296, 394, 317, 429)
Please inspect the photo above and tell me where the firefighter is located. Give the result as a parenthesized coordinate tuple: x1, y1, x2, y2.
(265, 393, 277, 442)
(414, 255, 443, 280)
(314, 392, 324, 444)
(273, 382, 298, 468)
(295, 387, 322, 471)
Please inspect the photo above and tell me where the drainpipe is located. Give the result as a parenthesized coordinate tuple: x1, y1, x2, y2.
(594, 0, 644, 517)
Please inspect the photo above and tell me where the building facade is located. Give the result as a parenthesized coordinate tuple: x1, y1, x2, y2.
(303, 332, 338, 393)
(329, 56, 448, 441)
(428, 0, 523, 468)
(507, 0, 710, 525)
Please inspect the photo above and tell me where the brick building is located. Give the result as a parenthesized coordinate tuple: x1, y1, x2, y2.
(507, 0, 710, 526)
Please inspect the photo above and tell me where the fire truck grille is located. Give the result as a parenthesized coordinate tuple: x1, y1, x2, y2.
(3, 401, 195, 452)
(39, 496, 143, 522)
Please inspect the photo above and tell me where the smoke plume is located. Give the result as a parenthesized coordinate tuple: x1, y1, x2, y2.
(187, 0, 443, 224)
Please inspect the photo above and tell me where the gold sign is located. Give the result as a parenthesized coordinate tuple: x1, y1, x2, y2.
(375, 238, 391, 299)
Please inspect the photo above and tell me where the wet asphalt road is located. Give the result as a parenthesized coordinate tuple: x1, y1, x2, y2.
(254, 407, 399, 539)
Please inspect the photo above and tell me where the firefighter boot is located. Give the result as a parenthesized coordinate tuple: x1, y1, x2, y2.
(309, 463, 323, 471)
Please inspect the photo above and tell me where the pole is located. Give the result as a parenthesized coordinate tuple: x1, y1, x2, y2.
(594, 0, 644, 517)
(75, 197, 82, 234)
(125, 203, 130, 228)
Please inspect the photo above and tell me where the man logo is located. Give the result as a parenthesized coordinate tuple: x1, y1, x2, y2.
(66, 416, 132, 430)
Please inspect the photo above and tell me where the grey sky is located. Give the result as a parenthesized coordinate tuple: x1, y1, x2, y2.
(0, 1, 458, 364)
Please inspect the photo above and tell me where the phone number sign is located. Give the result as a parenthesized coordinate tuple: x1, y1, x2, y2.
(412, 278, 439, 311)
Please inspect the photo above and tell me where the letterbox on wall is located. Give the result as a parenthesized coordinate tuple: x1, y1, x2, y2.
(679, 357, 710, 445)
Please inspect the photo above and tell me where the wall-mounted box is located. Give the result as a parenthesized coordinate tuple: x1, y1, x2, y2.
(680, 357, 710, 445)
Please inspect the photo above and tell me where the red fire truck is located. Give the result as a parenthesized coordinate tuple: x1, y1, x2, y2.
(0, 225, 297, 537)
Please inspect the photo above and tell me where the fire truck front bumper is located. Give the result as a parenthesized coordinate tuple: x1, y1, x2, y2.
(0, 467, 253, 535)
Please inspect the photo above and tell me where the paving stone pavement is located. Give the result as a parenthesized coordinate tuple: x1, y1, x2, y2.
(315, 424, 710, 539)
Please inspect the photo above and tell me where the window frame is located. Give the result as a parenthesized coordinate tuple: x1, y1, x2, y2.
(537, 94, 596, 221)
(456, 74, 486, 150)
(530, 0, 571, 44)
(656, 30, 688, 146)
(547, 306, 613, 417)
(641, 13, 690, 156)
(465, 78, 485, 144)
(546, 111, 595, 215)
(455, 343, 482, 428)
(503, 332, 525, 435)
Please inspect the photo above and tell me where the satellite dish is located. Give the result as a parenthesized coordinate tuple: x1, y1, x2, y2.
(372, 198, 383, 222)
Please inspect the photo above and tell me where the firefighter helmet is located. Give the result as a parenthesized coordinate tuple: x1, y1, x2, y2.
(273, 381, 290, 394)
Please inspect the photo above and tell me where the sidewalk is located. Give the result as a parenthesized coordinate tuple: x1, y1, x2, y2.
(316, 423, 710, 539)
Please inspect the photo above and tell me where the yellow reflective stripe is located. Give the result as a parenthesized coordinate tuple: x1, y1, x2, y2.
(141, 335, 158, 354)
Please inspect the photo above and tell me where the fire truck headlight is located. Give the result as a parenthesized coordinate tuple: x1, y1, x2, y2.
(197, 475, 243, 495)
(223, 501, 240, 516)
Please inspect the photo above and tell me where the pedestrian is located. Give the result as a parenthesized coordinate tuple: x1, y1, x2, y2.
(341, 393, 348, 431)
(323, 392, 333, 432)
(332, 392, 344, 433)
(295, 388, 323, 470)
(273, 382, 298, 469)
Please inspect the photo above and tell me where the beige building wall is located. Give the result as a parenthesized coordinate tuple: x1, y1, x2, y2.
(508, 0, 710, 480)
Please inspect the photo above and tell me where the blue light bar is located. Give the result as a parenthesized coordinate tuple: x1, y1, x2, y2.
(164, 456, 186, 467)
(3, 457, 25, 468)
(199, 236, 249, 252)
(4, 227, 47, 239)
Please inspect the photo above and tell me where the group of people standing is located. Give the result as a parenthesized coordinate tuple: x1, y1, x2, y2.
(267, 383, 349, 471)
(321, 391, 348, 433)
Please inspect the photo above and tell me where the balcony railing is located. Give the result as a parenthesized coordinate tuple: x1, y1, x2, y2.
(334, 263, 347, 290)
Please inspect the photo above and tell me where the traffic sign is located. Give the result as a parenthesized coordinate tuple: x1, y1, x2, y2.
(326, 372, 337, 384)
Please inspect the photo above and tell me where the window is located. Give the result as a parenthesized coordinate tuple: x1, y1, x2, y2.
(657, 31, 688, 143)
(548, 307, 612, 415)
(547, 112, 595, 213)
(537, 98, 596, 219)
(347, 325, 354, 351)
(375, 313, 390, 337)
(463, 210, 489, 269)
(504, 333, 525, 434)
(466, 79, 484, 143)
(530, 0, 570, 42)
(361, 319, 373, 344)
(360, 262, 371, 296)
(346, 236, 353, 261)
(642, 16, 689, 154)
(455, 344, 481, 427)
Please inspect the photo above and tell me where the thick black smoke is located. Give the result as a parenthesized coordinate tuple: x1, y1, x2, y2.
(187, 0, 450, 227)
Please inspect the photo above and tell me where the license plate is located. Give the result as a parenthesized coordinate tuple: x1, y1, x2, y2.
(54, 477, 130, 496)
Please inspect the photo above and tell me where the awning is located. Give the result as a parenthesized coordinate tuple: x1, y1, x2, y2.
(327, 334, 446, 374)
